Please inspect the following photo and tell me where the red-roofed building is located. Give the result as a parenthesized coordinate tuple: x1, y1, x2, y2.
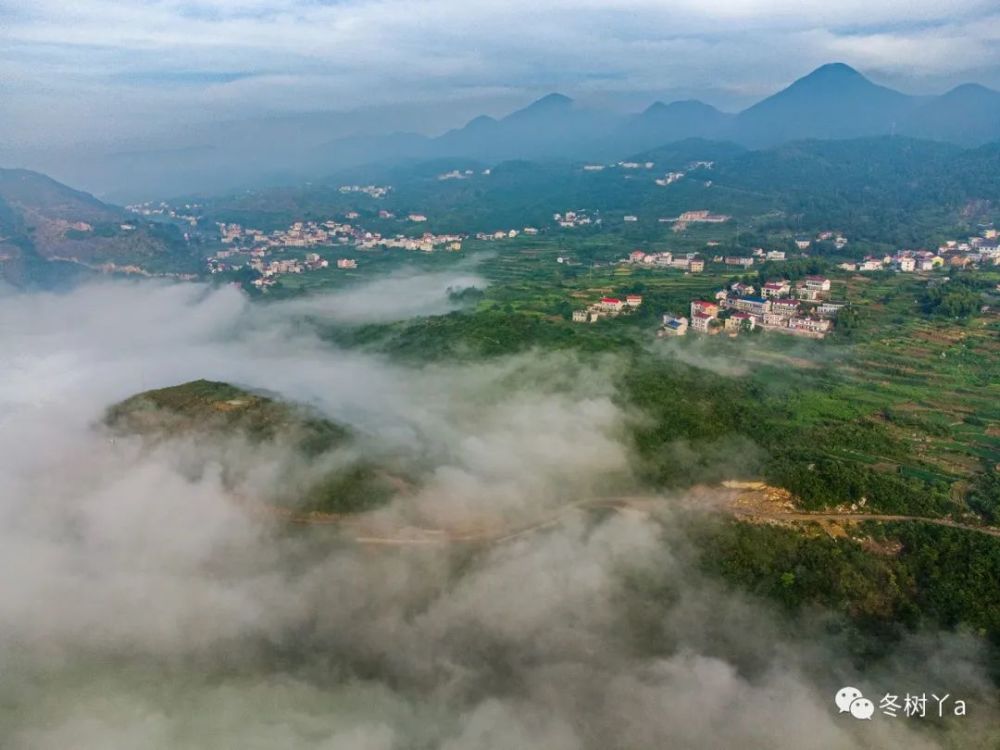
(626, 294, 643, 307)
(599, 297, 625, 312)
(691, 311, 715, 332)
(690, 299, 719, 318)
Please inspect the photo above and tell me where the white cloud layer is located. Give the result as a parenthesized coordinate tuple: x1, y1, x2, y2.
(0, 276, 998, 748)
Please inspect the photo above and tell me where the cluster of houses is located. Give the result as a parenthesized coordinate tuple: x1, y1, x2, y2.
(815, 231, 849, 249)
(660, 276, 842, 339)
(792, 231, 849, 251)
(209, 220, 352, 276)
(841, 231, 999, 273)
(621, 249, 705, 273)
(245, 253, 333, 289)
(842, 251, 941, 273)
(437, 169, 481, 180)
(655, 172, 685, 186)
(717, 248, 791, 265)
(582, 161, 657, 172)
(572, 294, 643, 323)
(207, 210, 471, 281)
(357, 232, 463, 252)
(554, 210, 600, 228)
(218, 219, 355, 250)
(621, 245, 794, 273)
(127, 200, 200, 227)
(338, 184, 391, 199)
(473, 227, 540, 241)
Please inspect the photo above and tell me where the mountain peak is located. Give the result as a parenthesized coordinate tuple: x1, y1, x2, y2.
(530, 92, 573, 108)
(942, 82, 999, 98)
(783, 63, 875, 94)
(503, 92, 574, 123)
(806, 62, 864, 80)
(642, 99, 719, 117)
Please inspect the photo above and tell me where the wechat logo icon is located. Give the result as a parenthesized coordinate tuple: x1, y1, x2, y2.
(835, 686, 874, 720)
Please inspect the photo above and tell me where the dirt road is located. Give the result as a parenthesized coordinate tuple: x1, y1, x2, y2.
(256, 483, 1000, 546)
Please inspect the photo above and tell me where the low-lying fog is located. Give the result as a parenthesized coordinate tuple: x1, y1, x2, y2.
(0, 278, 995, 749)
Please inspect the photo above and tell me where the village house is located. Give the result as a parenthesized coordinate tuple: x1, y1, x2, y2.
(733, 296, 771, 315)
(660, 315, 689, 336)
(691, 312, 716, 333)
(803, 275, 831, 292)
(770, 299, 800, 317)
(690, 300, 720, 318)
(573, 292, 644, 322)
(859, 257, 884, 271)
(725, 312, 755, 332)
(761, 280, 791, 298)
(725, 256, 754, 267)
(689, 258, 705, 273)
(816, 301, 846, 318)
(336, 258, 357, 269)
(788, 317, 832, 336)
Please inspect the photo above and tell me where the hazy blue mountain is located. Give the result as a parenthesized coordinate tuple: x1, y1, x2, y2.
(902, 83, 1000, 146)
(313, 65, 1000, 179)
(610, 100, 734, 154)
(20, 63, 1000, 201)
(735, 63, 917, 145)
(432, 93, 624, 161)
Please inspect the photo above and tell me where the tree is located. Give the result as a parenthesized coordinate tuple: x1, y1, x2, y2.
(967, 468, 1000, 524)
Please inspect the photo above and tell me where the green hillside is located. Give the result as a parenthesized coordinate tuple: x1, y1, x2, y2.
(105, 380, 397, 514)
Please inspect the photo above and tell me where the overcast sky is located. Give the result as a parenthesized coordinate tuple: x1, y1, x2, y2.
(2, 0, 999, 150)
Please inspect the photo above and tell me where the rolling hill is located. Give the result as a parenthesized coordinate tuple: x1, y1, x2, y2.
(0, 168, 190, 286)
(105, 380, 402, 514)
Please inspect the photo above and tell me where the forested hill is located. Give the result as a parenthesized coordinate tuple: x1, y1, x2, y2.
(0, 168, 190, 287)
(104, 379, 401, 514)
(201, 136, 1000, 247)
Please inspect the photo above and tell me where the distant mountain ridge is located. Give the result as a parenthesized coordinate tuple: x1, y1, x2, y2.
(297, 63, 1000, 183)
(14, 62, 1000, 200)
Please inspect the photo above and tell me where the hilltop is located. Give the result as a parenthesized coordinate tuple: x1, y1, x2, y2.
(105, 380, 400, 514)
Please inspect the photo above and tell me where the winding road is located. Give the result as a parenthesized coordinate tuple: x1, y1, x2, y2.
(256, 486, 1000, 546)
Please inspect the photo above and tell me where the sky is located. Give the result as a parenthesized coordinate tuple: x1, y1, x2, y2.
(2, 0, 999, 152)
